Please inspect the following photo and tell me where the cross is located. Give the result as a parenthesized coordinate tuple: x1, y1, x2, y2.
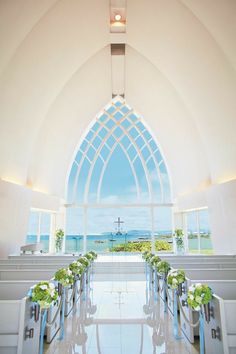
(114, 217, 124, 233)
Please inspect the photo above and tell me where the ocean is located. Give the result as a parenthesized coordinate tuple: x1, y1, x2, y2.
(26, 232, 212, 253)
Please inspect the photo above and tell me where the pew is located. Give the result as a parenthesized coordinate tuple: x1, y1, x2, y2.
(0, 280, 62, 348)
(178, 271, 236, 347)
(0, 281, 41, 354)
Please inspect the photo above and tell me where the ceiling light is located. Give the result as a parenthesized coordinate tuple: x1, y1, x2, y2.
(114, 14, 121, 21)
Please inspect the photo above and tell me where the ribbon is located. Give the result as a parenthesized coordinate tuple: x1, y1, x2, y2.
(162, 277, 167, 313)
(154, 269, 158, 301)
(199, 310, 205, 354)
(58, 287, 65, 340)
(173, 290, 182, 339)
(82, 272, 86, 301)
(39, 309, 47, 354)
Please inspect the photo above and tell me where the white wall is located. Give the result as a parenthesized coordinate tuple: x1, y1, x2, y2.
(0, 179, 61, 258)
(207, 179, 236, 254)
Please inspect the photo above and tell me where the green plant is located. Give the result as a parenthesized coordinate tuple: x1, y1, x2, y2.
(77, 256, 90, 268)
(150, 255, 161, 267)
(84, 253, 94, 261)
(167, 269, 186, 289)
(187, 283, 213, 311)
(110, 240, 172, 253)
(156, 260, 171, 274)
(69, 261, 86, 275)
(173, 229, 185, 249)
(88, 251, 97, 259)
(54, 268, 74, 287)
(55, 229, 64, 252)
(31, 281, 58, 309)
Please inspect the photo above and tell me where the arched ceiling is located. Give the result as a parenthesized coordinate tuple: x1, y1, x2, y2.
(0, 0, 235, 203)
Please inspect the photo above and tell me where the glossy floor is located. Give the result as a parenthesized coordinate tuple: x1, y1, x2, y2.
(44, 278, 199, 354)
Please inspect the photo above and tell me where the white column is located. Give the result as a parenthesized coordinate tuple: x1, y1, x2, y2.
(83, 207, 88, 254)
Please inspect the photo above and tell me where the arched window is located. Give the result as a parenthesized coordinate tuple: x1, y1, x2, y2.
(66, 97, 173, 253)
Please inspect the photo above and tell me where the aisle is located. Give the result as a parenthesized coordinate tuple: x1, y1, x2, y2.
(44, 277, 199, 354)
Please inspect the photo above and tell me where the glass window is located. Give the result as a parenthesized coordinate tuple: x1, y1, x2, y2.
(65, 208, 83, 254)
(199, 209, 213, 254)
(187, 211, 198, 253)
(98, 113, 108, 123)
(98, 127, 109, 140)
(113, 111, 123, 121)
(113, 126, 123, 139)
(106, 135, 116, 148)
(121, 118, 132, 130)
(106, 119, 116, 130)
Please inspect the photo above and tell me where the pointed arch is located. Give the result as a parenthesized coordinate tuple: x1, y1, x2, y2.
(66, 96, 172, 205)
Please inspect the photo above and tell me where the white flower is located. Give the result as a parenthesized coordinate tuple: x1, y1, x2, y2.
(66, 278, 69, 283)
(195, 283, 202, 288)
(189, 294, 194, 300)
(67, 269, 72, 275)
(189, 286, 195, 292)
(49, 283, 55, 290)
(195, 296, 202, 304)
(195, 305, 200, 311)
(172, 278, 178, 284)
(40, 285, 48, 290)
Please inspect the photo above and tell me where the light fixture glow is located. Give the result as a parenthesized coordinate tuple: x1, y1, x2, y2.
(114, 14, 121, 21)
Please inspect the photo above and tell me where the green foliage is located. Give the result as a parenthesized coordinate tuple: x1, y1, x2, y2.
(167, 269, 186, 289)
(187, 283, 213, 311)
(150, 255, 161, 267)
(77, 256, 90, 267)
(110, 240, 171, 253)
(31, 281, 58, 309)
(173, 229, 184, 237)
(69, 261, 86, 275)
(55, 228, 64, 252)
(156, 260, 171, 274)
(54, 268, 74, 287)
(88, 251, 97, 259)
(84, 253, 95, 261)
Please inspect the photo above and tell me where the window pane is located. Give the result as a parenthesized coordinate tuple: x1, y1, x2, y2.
(199, 209, 213, 254)
(65, 208, 83, 254)
(187, 211, 198, 253)
(27, 211, 39, 244)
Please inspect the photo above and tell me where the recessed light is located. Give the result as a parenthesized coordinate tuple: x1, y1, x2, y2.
(114, 14, 121, 21)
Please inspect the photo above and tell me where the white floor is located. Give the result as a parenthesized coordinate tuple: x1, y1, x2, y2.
(44, 278, 199, 354)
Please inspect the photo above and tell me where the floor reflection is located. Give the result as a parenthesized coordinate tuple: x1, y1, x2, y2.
(45, 279, 199, 354)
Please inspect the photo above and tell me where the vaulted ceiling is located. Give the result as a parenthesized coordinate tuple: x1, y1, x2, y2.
(0, 0, 235, 203)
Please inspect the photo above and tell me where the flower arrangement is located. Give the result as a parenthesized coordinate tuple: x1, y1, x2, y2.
(84, 253, 94, 261)
(54, 268, 74, 287)
(31, 281, 58, 309)
(55, 229, 64, 253)
(167, 269, 186, 289)
(156, 260, 171, 274)
(187, 283, 213, 311)
(77, 256, 90, 268)
(88, 251, 97, 260)
(173, 229, 184, 247)
(69, 261, 86, 275)
(142, 252, 155, 263)
(150, 255, 161, 267)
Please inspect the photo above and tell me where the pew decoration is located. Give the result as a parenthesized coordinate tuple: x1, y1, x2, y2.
(167, 269, 186, 339)
(167, 269, 186, 290)
(31, 281, 58, 309)
(187, 283, 213, 354)
(77, 256, 90, 268)
(54, 268, 74, 287)
(155, 260, 171, 275)
(187, 283, 213, 312)
(150, 255, 161, 267)
(69, 261, 86, 276)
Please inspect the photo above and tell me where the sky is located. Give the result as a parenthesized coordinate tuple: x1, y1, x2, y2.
(28, 99, 210, 236)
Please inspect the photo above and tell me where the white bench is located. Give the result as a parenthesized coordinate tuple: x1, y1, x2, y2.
(203, 283, 236, 354)
(0, 281, 41, 354)
(178, 271, 236, 345)
(0, 280, 62, 349)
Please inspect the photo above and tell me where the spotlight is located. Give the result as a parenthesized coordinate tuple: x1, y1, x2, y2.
(114, 14, 121, 21)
